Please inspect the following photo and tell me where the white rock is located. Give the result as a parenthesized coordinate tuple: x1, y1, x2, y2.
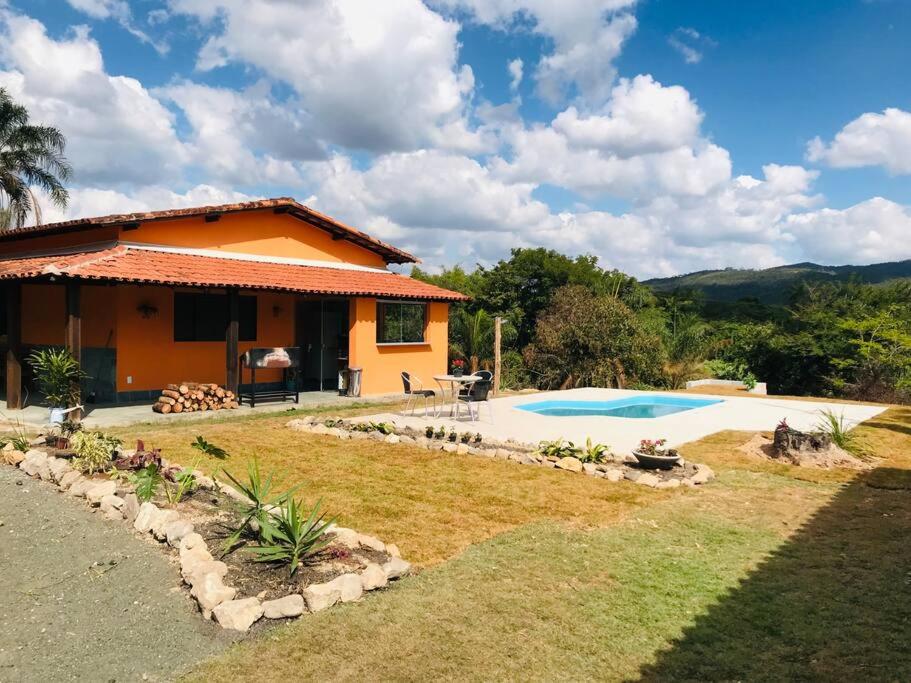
(360, 563, 388, 591)
(133, 502, 161, 533)
(182, 559, 227, 586)
(637, 473, 660, 488)
(582, 463, 598, 476)
(67, 477, 94, 498)
(103, 507, 124, 521)
(151, 510, 180, 540)
(58, 470, 83, 491)
(86, 480, 118, 506)
(605, 469, 624, 482)
(494, 448, 511, 459)
(191, 572, 236, 619)
(556, 456, 583, 473)
(382, 557, 411, 580)
(656, 478, 681, 489)
(357, 534, 385, 552)
(20, 450, 50, 479)
(100, 494, 125, 510)
(179, 532, 206, 552)
(691, 465, 715, 485)
(330, 527, 360, 549)
(310, 424, 329, 435)
(262, 594, 304, 619)
(325, 573, 363, 602)
(121, 493, 140, 523)
(4, 449, 26, 466)
(384, 434, 400, 444)
(326, 427, 343, 438)
(442, 443, 458, 453)
(302, 582, 341, 612)
(385, 543, 401, 558)
(165, 520, 195, 547)
(456, 443, 469, 454)
(180, 545, 215, 577)
(47, 457, 72, 483)
(213, 598, 263, 632)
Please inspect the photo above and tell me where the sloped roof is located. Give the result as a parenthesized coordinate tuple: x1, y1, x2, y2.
(0, 197, 418, 264)
(0, 246, 467, 301)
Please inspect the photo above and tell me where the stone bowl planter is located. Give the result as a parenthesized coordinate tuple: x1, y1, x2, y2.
(632, 450, 681, 470)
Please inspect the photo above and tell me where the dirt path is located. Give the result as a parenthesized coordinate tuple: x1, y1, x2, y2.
(0, 466, 233, 682)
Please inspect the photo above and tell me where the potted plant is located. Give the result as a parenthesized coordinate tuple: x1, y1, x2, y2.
(451, 358, 465, 377)
(632, 438, 680, 470)
(27, 348, 88, 425)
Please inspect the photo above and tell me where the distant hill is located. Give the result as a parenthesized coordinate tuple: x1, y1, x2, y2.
(644, 260, 911, 304)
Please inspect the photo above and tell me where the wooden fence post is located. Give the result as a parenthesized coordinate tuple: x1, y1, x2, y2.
(494, 316, 502, 396)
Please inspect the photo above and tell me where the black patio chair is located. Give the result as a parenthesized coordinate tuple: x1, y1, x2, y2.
(458, 378, 493, 422)
(401, 371, 437, 417)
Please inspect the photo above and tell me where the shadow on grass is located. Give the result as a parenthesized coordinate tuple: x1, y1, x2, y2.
(637, 467, 911, 681)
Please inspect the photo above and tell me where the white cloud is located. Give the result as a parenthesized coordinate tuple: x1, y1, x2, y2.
(0, 9, 186, 186)
(168, 0, 481, 154)
(552, 75, 703, 157)
(65, 0, 168, 54)
(508, 58, 523, 92)
(783, 197, 911, 264)
(432, 0, 638, 105)
(807, 107, 911, 174)
(667, 27, 713, 64)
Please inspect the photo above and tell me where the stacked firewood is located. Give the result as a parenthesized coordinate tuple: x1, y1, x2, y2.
(152, 382, 238, 413)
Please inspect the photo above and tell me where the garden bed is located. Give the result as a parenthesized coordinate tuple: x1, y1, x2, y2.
(287, 416, 716, 489)
(1, 435, 411, 633)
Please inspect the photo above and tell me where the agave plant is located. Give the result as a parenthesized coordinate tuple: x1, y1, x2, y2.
(247, 497, 335, 577)
(220, 460, 298, 554)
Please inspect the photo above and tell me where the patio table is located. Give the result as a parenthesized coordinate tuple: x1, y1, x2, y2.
(433, 374, 481, 418)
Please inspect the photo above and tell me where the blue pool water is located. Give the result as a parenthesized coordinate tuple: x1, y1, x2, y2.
(516, 395, 723, 419)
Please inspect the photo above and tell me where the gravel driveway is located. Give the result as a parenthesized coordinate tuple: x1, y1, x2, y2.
(0, 466, 233, 681)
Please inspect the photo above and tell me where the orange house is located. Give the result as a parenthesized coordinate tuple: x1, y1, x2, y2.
(0, 198, 466, 408)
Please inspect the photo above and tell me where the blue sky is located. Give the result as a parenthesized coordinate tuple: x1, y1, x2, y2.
(2, 0, 911, 277)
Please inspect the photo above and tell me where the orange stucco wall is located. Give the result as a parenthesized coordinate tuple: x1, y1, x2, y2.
(123, 212, 388, 268)
(115, 286, 295, 392)
(348, 298, 449, 396)
(22, 284, 117, 347)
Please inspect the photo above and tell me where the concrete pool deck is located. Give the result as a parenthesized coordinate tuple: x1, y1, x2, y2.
(358, 387, 887, 453)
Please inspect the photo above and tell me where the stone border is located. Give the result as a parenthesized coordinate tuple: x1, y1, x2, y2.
(2, 443, 412, 632)
(287, 417, 715, 488)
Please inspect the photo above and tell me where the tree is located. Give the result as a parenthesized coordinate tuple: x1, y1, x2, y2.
(448, 308, 517, 374)
(524, 285, 664, 390)
(0, 88, 71, 229)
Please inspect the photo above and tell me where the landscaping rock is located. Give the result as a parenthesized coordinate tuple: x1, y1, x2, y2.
(442, 443, 458, 453)
(133, 502, 161, 533)
(262, 594, 304, 619)
(151, 510, 180, 540)
(165, 520, 195, 547)
(179, 532, 206, 552)
(121, 493, 140, 523)
(357, 533, 385, 552)
(555, 456, 583, 473)
(605, 469, 624, 482)
(623, 470, 641, 483)
(360, 563, 388, 591)
(539, 459, 556, 468)
(213, 598, 263, 632)
(382, 557, 411, 580)
(179, 545, 214, 577)
(183, 560, 228, 588)
(691, 465, 715, 485)
(302, 582, 341, 613)
(326, 573, 363, 602)
(67, 477, 94, 498)
(4, 449, 26, 466)
(47, 457, 72, 483)
(99, 494, 124, 517)
(582, 463, 598, 476)
(191, 572, 236, 619)
(86, 480, 117, 506)
(385, 543, 401, 558)
(326, 427, 343, 438)
(517, 453, 538, 465)
(456, 443, 469, 454)
(656, 479, 681, 489)
(58, 470, 82, 491)
(103, 507, 124, 521)
(310, 424, 329, 435)
(384, 434, 400, 445)
(28, 436, 46, 447)
(20, 450, 50, 480)
(637, 473, 660, 488)
(494, 448, 511, 459)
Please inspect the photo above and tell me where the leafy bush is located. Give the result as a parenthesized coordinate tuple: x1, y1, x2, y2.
(434, 426, 446, 439)
(220, 460, 298, 554)
(26, 347, 88, 408)
(578, 438, 611, 464)
(130, 463, 165, 503)
(71, 430, 121, 474)
(816, 409, 868, 456)
(248, 497, 335, 577)
(536, 438, 580, 459)
(704, 359, 758, 390)
(425, 426, 435, 438)
(0, 416, 31, 453)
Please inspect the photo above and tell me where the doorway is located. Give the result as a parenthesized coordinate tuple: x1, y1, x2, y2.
(295, 298, 349, 392)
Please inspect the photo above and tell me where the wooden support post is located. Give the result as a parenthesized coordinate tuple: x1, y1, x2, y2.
(493, 316, 502, 397)
(65, 281, 82, 419)
(226, 288, 240, 395)
(6, 283, 22, 410)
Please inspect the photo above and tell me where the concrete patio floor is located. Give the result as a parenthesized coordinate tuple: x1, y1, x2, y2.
(1, 391, 399, 430)
(357, 387, 887, 453)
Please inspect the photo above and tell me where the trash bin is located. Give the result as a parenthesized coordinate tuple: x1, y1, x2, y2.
(338, 367, 349, 396)
(347, 367, 362, 397)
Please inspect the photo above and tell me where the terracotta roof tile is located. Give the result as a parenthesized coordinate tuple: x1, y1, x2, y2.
(0, 198, 418, 264)
(0, 247, 468, 302)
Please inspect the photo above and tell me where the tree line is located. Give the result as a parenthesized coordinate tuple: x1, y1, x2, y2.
(414, 248, 911, 404)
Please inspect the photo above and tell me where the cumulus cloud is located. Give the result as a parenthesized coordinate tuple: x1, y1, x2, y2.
(508, 58, 523, 92)
(807, 107, 911, 174)
(432, 0, 638, 105)
(0, 9, 187, 186)
(65, 0, 169, 54)
(168, 0, 481, 154)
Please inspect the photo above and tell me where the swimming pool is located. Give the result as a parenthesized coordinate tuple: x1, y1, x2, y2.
(515, 395, 723, 419)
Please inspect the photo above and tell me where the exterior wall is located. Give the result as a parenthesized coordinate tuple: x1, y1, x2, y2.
(22, 284, 117, 347)
(0, 226, 119, 255)
(123, 211, 388, 268)
(348, 298, 449, 396)
(115, 285, 295, 394)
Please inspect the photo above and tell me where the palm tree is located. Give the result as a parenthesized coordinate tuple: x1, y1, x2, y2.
(449, 308, 516, 374)
(0, 88, 71, 229)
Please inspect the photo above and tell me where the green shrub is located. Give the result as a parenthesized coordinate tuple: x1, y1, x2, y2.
(578, 438, 611, 464)
(130, 463, 165, 503)
(247, 497, 335, 577)
(816, 409, 868, 456)
(536, 438, 580, 459)
(26, 347, 87, 408)
(71, 430, 121, 474)
(705, 358, 757, 390)
(220, 460, 298, 554)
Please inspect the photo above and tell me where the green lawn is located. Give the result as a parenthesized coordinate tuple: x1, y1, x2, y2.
(110, 404, 911, 681)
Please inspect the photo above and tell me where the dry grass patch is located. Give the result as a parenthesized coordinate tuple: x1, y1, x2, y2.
(111, 413, 666, 567)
